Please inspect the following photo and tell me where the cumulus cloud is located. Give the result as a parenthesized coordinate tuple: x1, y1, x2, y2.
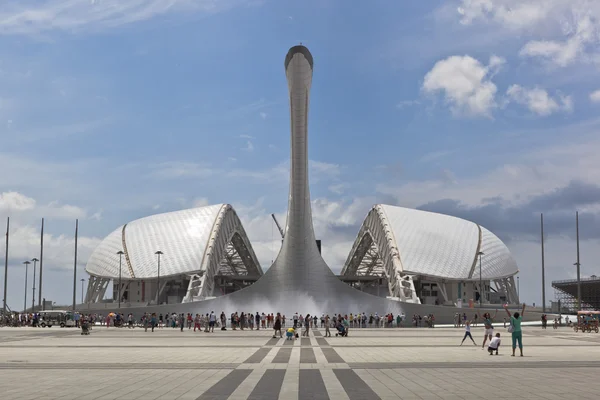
(506, 85, 573, 116)
(422, 55, 504, 117)
(0, 192, 36, 211)
(456, 0, 600, 67)
(519, 15, 597, 67)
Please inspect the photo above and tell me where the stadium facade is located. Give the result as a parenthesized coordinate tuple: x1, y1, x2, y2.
(84, 45, 526, 322)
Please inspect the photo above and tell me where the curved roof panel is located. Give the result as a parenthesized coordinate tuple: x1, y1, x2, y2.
(86, 204, 261, 280)
(344, 205, 518, 281)
(380, 205, 480, 279)
(475, 226, 519, 279)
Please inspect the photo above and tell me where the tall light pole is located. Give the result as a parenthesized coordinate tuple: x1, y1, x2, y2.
(31, 258, 38, 311)
(38, 218, 44, 311)
(116, 251, 124, 309)
(541, 213, 546, 312)
(478, 251, 484, 308)
(71, 219, 78, 313)
(23, 261, 30, 312)
(3, 217, 9, 316)
(575, 211, 581, 310)
(155, 251, 163, 305)
(517, 276, 520, 301)
(80, 278, 85, 304)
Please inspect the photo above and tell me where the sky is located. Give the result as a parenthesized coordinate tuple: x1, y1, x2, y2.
(1, 0, 600, 310)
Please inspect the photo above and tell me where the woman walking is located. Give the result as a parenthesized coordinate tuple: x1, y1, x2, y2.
(504, 303, 526, 357)
(302, 314, 311, 336)
(273, 313, 283, 338)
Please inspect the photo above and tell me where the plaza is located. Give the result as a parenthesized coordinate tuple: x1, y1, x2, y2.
(1, 325, 600, 399)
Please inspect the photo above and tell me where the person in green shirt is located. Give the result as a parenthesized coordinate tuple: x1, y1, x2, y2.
(504, 303, 526, 357)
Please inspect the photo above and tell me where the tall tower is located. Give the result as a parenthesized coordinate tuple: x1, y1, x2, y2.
(249, 45, 339, 297)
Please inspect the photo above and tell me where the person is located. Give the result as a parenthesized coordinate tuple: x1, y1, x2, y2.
(460, 320, 476, 346)
(255, 312, 260, 330)
(481, 310, 498, 350)
(151, 313, 157, 332)
(209, 311, 216, 333)
(180, 314, 185, 332)
(286, 326, 295, 341)
(504, 303, 526, 357)
(273, 313, 282, 338)
(487, 333, 501, 355)
(293, 312, 299, 329)
(302, 314, 311, 336)
(324, 315, 331, 337)
(541, 314, 547, 329)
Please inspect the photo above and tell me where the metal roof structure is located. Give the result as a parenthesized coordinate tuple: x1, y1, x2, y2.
(85, 204, 262, 290)
(341, 205, 518, 297)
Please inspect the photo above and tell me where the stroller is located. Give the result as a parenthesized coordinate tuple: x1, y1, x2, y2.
(335, 324, 347, 337)
(81, 320, 90, 335)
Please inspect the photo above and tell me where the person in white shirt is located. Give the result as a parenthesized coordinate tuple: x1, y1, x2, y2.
(487, 333, 501, 355)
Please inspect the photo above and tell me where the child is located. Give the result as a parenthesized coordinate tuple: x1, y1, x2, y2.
(488, 333, 501, 355)
(286, 327, 295, 341)
(460, 320, 477, 346)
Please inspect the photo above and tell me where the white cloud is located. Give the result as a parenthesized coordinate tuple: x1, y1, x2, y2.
(422, 55, 503, 117)
(506, 84, 573, 116)
(259, 112, 267, 120)
(239, 134, 254, 139)
(0, 192, 36, 211)
(0, 0, 249, 35)
(590, 90, 600, 103)
(456, 1, 600, 67)
(520, 15, 597, 67)
(457, 0, 557, 30)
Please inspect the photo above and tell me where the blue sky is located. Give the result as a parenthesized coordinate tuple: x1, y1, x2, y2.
(2, 0, 600, 309)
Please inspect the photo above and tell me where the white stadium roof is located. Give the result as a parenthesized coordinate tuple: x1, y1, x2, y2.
(342, 204, 518, 281)
(85, 204, 262, 280)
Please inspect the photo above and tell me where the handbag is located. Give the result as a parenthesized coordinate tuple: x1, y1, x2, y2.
(507, 319, 514, 333)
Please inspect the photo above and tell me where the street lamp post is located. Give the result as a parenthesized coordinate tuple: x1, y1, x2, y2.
(23, 261, 30, 312)
(155, 251, 163, 305)
(517, 276, 520, 301)
(80, 278, 85, 304)
(478, 251, 484, 308)
(31, 258, 38, 311)
(116, 251, 124, 309)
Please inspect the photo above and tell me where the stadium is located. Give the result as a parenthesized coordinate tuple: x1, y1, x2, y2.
(84, 45, 524, 321)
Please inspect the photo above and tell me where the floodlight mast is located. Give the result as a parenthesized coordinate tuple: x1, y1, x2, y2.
(271, 214, 285, 238)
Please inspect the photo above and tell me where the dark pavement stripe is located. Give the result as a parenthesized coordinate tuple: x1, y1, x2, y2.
(299, 369, 329, 400)
(283, 338, 295, 345)
(333, 369, 381, 400)
(272, 348, 292, 363)
(300, 347, 317, 363)
(243, 348, 271, 363)
(265, 337, 280, 346)
(321, 347, 344, 363)
(301, 337, 310, 346)
(313, 330, 323, 336)
(247, 369, 286, 400)
(315, 337, 328, 346)
(197, 369, 252, 400)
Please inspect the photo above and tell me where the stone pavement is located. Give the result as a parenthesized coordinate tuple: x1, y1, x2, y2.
(1, 324, 600, 399)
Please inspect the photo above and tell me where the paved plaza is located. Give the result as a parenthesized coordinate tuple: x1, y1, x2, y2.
(1, 324, 600, 399)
